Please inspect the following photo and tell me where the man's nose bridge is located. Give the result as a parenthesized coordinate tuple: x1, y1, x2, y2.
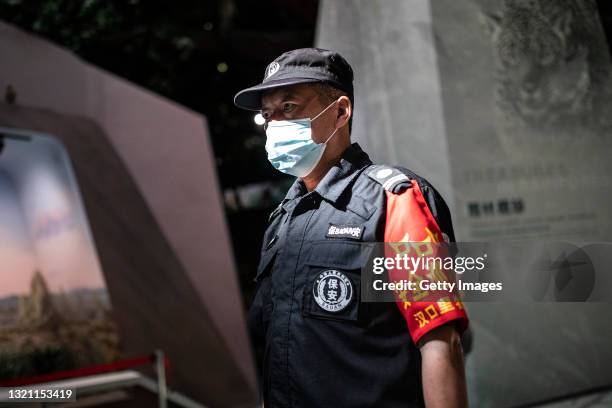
(269, 110, 286, 122)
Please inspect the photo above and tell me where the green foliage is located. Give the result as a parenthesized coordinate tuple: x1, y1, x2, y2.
(2, 0, 124, 50)
(0, 0, 214, 96)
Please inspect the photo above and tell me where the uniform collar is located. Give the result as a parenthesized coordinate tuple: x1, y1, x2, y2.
(282, 142, 372, 206)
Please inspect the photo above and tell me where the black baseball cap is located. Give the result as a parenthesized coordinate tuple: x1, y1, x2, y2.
(233, 47, 354, 111)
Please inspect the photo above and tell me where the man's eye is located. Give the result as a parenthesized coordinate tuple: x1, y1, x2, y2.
(282, 103, 295, 112)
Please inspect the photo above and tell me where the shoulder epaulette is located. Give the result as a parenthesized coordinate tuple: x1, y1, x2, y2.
(367, 165, 412, 194)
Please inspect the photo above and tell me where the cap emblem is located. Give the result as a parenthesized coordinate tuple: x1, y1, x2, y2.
(265, 62, 280, 79)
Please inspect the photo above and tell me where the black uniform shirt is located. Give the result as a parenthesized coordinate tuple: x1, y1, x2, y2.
(248, 143, 468, 408)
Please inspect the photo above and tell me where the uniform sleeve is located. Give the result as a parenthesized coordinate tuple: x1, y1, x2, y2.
(384, 179, 469, 344)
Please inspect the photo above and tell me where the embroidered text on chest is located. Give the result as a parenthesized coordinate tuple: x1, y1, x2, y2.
(326, 224, 364, 240)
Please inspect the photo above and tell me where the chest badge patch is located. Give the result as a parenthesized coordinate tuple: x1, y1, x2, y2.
(326, 223, 364, 240)
(313, 270, 353, 312)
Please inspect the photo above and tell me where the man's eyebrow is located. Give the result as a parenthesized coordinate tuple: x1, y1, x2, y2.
(261, 91, 300, 110)
(278, 91, 299, 102)
(282, 89, 300, 99)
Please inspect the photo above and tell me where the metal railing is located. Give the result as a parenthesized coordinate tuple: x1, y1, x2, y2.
(0, 349, 206, 408)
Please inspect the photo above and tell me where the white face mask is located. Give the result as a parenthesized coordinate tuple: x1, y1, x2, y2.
(264, 99, 339, 177)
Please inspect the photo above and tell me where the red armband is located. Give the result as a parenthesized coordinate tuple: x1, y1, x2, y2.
(384, 180, 468, 344)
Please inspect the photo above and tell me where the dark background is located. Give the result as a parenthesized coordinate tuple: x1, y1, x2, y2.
(2, 0, 611, 308)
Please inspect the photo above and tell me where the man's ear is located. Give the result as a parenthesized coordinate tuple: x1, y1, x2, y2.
(336, 96, 352, 128)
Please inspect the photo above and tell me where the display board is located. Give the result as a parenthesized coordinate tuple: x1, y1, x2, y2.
(0, 131, 118, 381)
(0, 20, 258, 405)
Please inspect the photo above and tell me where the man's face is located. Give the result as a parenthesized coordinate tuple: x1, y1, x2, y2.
(260, 84, 337, 144)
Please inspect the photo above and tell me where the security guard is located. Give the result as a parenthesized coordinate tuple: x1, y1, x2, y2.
(234, 48, 469, 408)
